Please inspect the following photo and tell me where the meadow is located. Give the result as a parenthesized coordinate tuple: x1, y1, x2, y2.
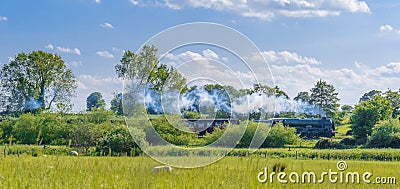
(0, 154, 399, 189)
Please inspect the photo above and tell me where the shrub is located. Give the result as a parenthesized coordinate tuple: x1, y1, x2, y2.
(99, 125, 138, 155)
(262, 123, 300, 148)
(203, 121, 299, 148)
(315, 138, 345, 149)
(367, 119, 400, 148)
(339, 137, 356, 146)
(150, 115, 199, 146)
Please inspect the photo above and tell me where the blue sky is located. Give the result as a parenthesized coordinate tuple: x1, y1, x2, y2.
(1, 0, 400, 111)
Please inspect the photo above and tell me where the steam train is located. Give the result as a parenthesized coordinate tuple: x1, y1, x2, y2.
(254, 117, 336, 138)
(185, 117, 335, 138)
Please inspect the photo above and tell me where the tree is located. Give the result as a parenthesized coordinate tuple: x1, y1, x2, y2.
(0, 51, 77, 114)
(341, 105, 354, 112)
(351, 96, 393, 144)
(273, 86, 289, 99)
(383, 89, 400, 118)
(86, 92, 106, 111)
(110, 93, 123, 115)
(294, 91, 311, 102)
(309, 80, 340, 117)
(115, 46, 187, 116)
(115, 45, 186, 92)
(252, 84, 274, 96)
(359, 90, 382, 103)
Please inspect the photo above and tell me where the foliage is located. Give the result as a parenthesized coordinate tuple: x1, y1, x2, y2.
(115, 45, 186, 92)
(110, 93, 123, 115)
(341, 105, 354, 112)
(293, 91, 310, 102)
(86, 92, 106, 111)
(314, 138, 345, 149)
(359, 90, 382, 103)
(149, 115, 199, 146)
(383, 89, 400, 118)
(350, 96, 393, 144)
(99, 125, 138, 154)
(334, 106, 353, 126)
(204, 122, 300, 148)
(183, 111, 201, 119)
(0, 51, 77, 114)
(367, 119, 400, 148)
(9, 114, 39, 144)
(252, 84, 289, 99)
(309, 80, 340, 117)
(84, 108, 114, 124)
(262, 123, 300, 147)
(0, 111, 138, 153)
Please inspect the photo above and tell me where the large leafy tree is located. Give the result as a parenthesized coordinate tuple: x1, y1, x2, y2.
(0, 51, 77, 114)
(86, 92, 106, 111)
(351, 96, 393, 144)
(309, 80, 340, 117)
(115, 45, 186, 92)
(115, 45, 187, 116)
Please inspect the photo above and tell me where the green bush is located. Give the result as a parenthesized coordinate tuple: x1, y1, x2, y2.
(367, 119, 400, 148)
(150, 115, 199, 146)
(351, 96, 393, 144)
(99, 125, 138, 155)
(262, 123, 300, 148)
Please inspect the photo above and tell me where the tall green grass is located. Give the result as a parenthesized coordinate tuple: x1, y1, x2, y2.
(0, 156, 398, 188)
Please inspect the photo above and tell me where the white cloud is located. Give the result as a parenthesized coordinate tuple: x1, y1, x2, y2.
(379, 24, 400, 36)
(332, 0, 370, 13)
(95, 0, 101, 3)
(100, 22, 114, 29)
(130, 0, 139, 5)
(45, 44, 81, 55)
(380, 24, 394, 32)
(162, 49, 255, 88)
(164, 49, 400, 105)
(356, 61, 400, 76)
(202, 49, 220, 60)
(278, 10, 341, 17)
(134, 0, 370, 20)
(96, 51, 115, 58)
(45, 44, 54, 50)
(0, 16, 7, 22)
(253, 50, 321, 65)
(271, 61, 400, 105)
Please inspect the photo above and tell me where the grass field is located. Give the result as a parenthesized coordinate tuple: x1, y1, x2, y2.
(0, 155, 399, 188)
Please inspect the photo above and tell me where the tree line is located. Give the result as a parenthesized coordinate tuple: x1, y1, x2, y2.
(0, 46, 400, 150)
